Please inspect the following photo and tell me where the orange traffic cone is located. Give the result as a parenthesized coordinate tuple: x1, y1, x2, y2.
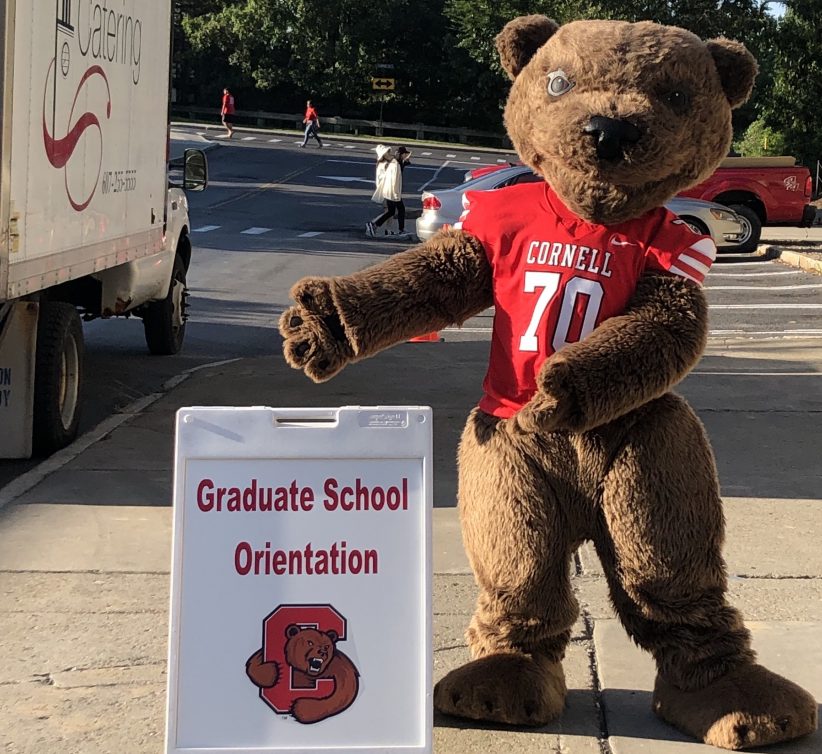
(408, 331, 441, 342)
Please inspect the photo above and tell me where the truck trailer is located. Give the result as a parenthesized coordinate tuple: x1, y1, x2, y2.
(0, 0, 207, 458)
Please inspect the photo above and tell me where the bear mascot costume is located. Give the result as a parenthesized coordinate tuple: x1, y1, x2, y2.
(278, 16, 817, 750)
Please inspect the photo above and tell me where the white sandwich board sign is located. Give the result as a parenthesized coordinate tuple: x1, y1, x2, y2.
(166, 406, 433, 754)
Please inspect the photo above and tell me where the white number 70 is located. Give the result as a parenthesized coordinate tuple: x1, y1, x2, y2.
(518, 271, 604, 353)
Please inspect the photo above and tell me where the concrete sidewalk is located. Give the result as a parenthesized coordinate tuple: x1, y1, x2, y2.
(0, 345, 820, 753)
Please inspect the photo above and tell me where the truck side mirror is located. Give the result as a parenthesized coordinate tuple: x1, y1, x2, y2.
(183, 149, 208, 192)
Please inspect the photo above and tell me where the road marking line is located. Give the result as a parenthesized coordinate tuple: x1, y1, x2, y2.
(710, 329, 822, 335)
(241, 227, 272, 235)
(710, 304, 822, 309)
(192, 225, 220, 233)
(421, 152, 432, 156)
(470, 156, 480, 161)
(298, 231, 323, 237)
(497, 159, 508, 163)
(268, 138, 282, 143)
(242, 136, 256, 141)
(709, 270, 802, 277)
(446, 153, 456, 158)
(419, 160, 452, 192)
(344, 145, 356, 149)
(707, 283, 822, 290)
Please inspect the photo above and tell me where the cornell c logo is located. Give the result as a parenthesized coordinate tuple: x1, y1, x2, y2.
(245, 604, 360, 724)
(42, 58, 111, 211)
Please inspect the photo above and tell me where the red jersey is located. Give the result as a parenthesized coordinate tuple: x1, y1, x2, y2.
(221, 93, 235, 115)
(455, 182, 716, 418)
(304, 106, 318, 123)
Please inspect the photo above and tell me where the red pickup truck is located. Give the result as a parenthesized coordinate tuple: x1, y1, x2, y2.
(678, 157, 815, 252)
(467, 156, 815, 253)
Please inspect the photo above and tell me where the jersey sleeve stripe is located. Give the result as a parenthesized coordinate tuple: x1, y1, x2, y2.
(669, 263, 705, 284)
(690, 237, 717, 260)
(678, 253, 712, 276)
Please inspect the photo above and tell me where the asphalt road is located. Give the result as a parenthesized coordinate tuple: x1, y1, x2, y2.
(1, 127, 821, 486)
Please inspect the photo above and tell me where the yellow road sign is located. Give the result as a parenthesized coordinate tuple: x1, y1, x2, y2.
(371, 77, 395, 91)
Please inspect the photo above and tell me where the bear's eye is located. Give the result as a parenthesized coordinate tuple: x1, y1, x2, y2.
(663, 89, 690, 114)
(547, 69, 574, 97)
(307, 640, 314, 647)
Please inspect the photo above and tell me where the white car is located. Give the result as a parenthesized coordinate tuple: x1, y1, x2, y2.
(416, 166, 744, 248)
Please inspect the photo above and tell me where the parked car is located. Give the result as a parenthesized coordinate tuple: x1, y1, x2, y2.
(419, 166, 744, 248)
(466, 156, 815, 252)
(678, 156, 815, 252)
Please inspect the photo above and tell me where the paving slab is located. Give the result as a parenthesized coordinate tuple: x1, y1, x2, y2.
(0, 504, 171, 572)
(578, 497, 822, 578)
(595, 620, 822, 753)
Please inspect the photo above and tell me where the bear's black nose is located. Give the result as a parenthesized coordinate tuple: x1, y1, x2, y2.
(583, 116, 641, 161)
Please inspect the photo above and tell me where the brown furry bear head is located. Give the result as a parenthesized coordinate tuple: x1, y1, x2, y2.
(496, 16, 758, 224)
(285, 625, 339, 677)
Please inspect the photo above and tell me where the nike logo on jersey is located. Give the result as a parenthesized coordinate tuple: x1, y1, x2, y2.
(608, 234, 639, 247)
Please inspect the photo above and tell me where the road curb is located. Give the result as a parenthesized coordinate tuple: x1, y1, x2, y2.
(0, 358, 240, 512)
(758, 245, 822, 274)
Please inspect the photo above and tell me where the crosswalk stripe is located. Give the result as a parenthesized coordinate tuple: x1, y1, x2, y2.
(298, 231, 323, 238)
(446, 153, 456, 158)
(192, 225, 220, 233)
(241, 227, 271, 235)
(422, 152, 432, 156)
(268, 138, 282, 143)
(242, 136, 256, 141)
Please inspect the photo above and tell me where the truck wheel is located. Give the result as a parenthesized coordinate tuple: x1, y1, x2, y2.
(33, 302, 84, 455)
(728, 204, 762, 253)
(143, 253, 188, 355)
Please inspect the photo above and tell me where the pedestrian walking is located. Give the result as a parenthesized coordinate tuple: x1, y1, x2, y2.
(300, 100, 323, 148)
(366, 144, 408, 238)
(221, 88, 235, 139)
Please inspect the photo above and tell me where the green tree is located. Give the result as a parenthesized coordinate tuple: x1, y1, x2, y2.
(734, 117, 787, 156)
(761, 0, 822, 166)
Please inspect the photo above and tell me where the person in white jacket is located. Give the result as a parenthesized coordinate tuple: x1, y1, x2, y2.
(366, 144, 408, 238)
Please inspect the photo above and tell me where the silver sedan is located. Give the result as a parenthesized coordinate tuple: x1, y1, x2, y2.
(416, 165, 744, 248)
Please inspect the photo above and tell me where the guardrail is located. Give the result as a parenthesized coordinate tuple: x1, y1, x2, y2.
(171, 105, 513, 149)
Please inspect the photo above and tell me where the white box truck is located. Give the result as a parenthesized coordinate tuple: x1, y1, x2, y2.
(0, 0, 207, 458)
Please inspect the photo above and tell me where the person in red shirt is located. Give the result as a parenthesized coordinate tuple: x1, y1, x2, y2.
(300, 100, 323, 148)
(453, 180, 716, 419)
(221, 88, 235, 139)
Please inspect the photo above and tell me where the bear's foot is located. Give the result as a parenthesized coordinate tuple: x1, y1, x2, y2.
(434, 653, 566, 726)
(653, 663, 818, 750)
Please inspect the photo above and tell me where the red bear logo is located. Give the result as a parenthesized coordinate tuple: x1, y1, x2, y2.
(246, 605, 359, 724)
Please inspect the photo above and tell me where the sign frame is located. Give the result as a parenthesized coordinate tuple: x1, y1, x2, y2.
(166, 406, 433, 754)
(371, 77, 395, 91)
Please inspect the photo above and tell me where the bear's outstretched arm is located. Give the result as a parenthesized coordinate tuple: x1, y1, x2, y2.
(290, 651, 360, 723)
(279, 229, 493, 382)
(516, 272, 708, 434)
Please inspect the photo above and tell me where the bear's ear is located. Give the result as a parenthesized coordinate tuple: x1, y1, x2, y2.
(286, 624, 301, 638)
(706, 38, 758, 109)
(495, 15, 560, 80)
(326, 629, 339, 643)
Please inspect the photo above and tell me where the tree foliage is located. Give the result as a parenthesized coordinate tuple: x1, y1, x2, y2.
(175, 0, 818, 152)
(761, 0, 822, 166)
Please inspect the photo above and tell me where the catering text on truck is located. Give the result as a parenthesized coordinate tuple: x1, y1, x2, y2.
(0, 0, 207, 458)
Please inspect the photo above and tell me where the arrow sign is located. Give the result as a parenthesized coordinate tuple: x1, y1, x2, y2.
(371, 77, 395, 91)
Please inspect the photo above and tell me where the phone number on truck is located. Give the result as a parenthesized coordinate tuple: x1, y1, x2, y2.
(101, 169, 137, 194)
